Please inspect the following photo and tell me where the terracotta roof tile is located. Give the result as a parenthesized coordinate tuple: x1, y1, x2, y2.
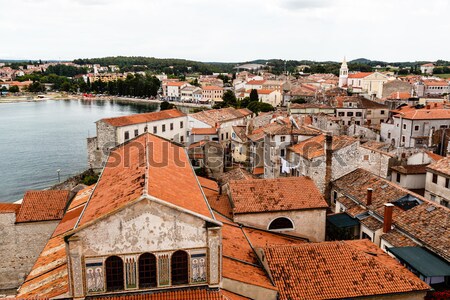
(391, 164, 428, 175)
(426, 156, 450, 176)
(191, 127, 218, 135)
(236, 108, 252, 117)
(216, 168, 257, 186)
(77, 134, 215, 227)
(289, 134, 357, 159)
(0, 203, 21, 214)
(90, 289, 227, 300)
(252, 166, 264, 175)
(67, 184, 95, 210)
(262, 240, 429, 300)
(381, 229, 418, 247)
(207, 194, 233, 219)
(203, 85, 223, 90)
(348, 72, 373, 79)
(101, 109, 186, 127)
(15, 190, 70, 223)
(190, 107, 247, 127)
(360, 215, 383, 231)
(394, 109, 450, 120)
(229, 177, 328, 214)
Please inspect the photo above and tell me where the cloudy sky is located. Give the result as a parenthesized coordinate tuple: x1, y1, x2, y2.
(0, 0, 448, 62)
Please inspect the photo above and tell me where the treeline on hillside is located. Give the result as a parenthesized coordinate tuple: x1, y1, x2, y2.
(44, 65, 87, 77)
(18, 72, 160, 97)
(73, 56, 235, 75)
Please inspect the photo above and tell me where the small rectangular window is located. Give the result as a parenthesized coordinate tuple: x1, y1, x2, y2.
(396, 173, 401, 183)
(280, 149, 285, 157)
(432, 173, 438, 184)
(162, 124, 166, 132)
(153, 126, 157, 134)
(414, 125, 420, 131)
(124, 131, 129, 140)
(347, 112, 354, 117)
(403, 124, 407, 130)
(180, 121, 184, 128)
(180, 136, 184, 143)
(170, 123, 174, 130)
(446, 178, 449, 189)
(380, 110, 385, 115)
(226, 132, 229, 139)
(134, 129, 139, 137)
(281, 136, 286, 142)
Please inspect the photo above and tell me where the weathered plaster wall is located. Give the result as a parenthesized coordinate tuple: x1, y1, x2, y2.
(69, 199, 222, 297)
(233, 209, 326, 242)
(0, 213, 58, 291)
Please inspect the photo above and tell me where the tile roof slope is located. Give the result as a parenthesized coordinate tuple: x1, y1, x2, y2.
(0, 203, 21, 214)
(334, 168, 450, 261)
(381, 229, 419, 247)
(191, 127, 218, 135)
(229, 177, 328, 214)
(17, 187, 94, 298)
(232, 125, 247, 141)
(236, 108, 252, 117)
(262, 123, 320, 136)
(189, 107, 246, 127)
(216, 168, 257, 186)
(391, 164, 428, 175)
(15, 190, 70, 223)
(289, 134, 358, 159)
(207, 194, 233, 219)
(348, 72, 373, 78)
(77, 133, 214, 227)
(332, 168, 424, 217)
(262, 240, 429, 300)
(89, 289, 227, 300)
(220, 216, 304, 292)
(101, 109, 186, 127)
(394, 203, 450, 261)
(394, 109, 450, 120)
(67, 184, 95, 210)
(426, 156, 450, 176)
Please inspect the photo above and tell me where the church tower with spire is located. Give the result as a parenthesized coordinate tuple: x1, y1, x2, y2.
(338, 57, 348, 88)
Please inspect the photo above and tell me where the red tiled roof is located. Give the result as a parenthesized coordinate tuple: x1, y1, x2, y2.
(76, 133, 215, 228)
(236, 108, 252, 117)
(252, 166, 264, 175)
(166, 81, 188, 87)
(191, 127, 218, 135)
(207, 194, 233, 219)
(391, 164, 428, 175)
(190, 107, 247, 127)
(394, 109, 450, 120)
(229, 177, 328, 214)
(348, 72, 373, 79)
(246, 80, 266, 85)
(423, 80, 449, 86)
(101, 109, 186, 127)
(0, 203, 21, 214)
(203, 85, 223, 90)
(289, 134, 357, 159)
(426, 156, 450, 176)
(15, 190, 70, 223)
(262, 240, 429, 300)
(89, 289, 230, 300)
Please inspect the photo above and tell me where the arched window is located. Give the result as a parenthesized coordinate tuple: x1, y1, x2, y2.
(139, 253, 157, 288)
(268, 217, 294, 230)
(105, 256, 124, 291)
(171, 250, 189, 285)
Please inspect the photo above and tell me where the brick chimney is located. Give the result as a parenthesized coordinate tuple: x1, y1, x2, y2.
(366, 188, 373, 206)
(383, 203, 394, 233)
(324, 132, 333, 205)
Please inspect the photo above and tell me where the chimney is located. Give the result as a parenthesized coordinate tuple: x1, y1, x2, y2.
(434, 103, 438, 107)
(383, 203, 394, 233)
(366, 188, 373, 206)
(426, 104, 431, 109)
(324, 132, 333, 205)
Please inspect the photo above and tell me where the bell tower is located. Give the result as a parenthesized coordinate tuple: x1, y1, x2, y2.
(338, 57, 348, 88)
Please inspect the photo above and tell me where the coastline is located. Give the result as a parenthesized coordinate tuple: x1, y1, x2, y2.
(0, 93, 211, 108)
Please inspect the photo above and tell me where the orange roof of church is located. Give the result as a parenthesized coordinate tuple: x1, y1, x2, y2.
(348, 72, 373, 79)
(76, 133, 215, 228)
(101, 109, 186, 127)
(15, 190, 70, 223)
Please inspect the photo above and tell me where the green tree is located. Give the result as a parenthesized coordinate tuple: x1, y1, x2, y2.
(291, 98, 306, 104)
(249, 89, 259, 102)
(247, 101, 274, 114)
(222, 90, 237, 107)
(27, 81, 45, 93)
(160, 101, 175, 110)
(9, 85, 19, 93)
(61, 82, 72, 92)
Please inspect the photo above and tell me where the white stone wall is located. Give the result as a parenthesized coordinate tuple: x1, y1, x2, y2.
(0, 213, 58, 291)
(358, 146, 391, 178)
(234, 209, 326, 242)
(425, 171, 450, 206)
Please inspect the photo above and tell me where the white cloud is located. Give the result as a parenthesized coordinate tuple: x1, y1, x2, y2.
(0, 0, 449, 62)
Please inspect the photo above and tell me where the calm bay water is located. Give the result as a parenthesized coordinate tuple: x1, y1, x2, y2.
(0, 99, 159, 202)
